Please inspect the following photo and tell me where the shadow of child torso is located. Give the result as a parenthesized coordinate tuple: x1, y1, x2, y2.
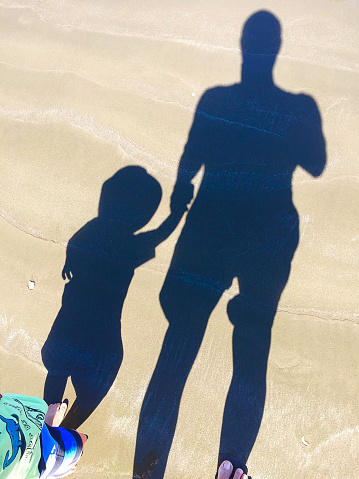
(42, 166, 182, 429)
(48, 219, 154, 360)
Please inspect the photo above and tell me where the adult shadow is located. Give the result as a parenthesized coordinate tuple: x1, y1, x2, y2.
(133, 10, 326, 479)
(41, 166, 183, 429)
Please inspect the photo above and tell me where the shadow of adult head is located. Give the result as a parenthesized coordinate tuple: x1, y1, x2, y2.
(133, 10, 326, 479)
(240, 10, 281, 85)
(42, 166, 162, 429)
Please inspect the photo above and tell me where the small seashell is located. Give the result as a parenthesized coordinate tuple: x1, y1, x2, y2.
(28, 280, 35, 290)
(301, 436, 310, 446)
(192, 92, 195, 97)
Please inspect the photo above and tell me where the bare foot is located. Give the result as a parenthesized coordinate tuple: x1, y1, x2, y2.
(45, 402, 68, 427)
(218, 461, 248, 479)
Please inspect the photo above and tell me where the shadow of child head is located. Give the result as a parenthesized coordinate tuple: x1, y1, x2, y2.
(98, 166, 162, 232)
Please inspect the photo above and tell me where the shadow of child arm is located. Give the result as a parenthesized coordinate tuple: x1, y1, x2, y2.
(61, 231, 81, 280)
(62, 260, 73, 280)
(62, 245, 73, 280)
(140, 211, 185, 250)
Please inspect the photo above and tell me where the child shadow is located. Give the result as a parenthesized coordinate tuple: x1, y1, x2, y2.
(41, 166, 183, 429)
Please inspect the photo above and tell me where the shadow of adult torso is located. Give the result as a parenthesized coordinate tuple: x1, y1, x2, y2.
(174, 82, 324, 291)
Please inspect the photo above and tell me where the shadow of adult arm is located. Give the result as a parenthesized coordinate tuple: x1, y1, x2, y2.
(171, 92, 214, 213)
(287, 94, 326, 177)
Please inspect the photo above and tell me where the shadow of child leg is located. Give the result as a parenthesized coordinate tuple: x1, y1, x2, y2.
(44, 374, 68, 405)
(60, 367, 119, 429)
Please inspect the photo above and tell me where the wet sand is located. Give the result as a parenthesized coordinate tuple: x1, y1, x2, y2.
(1, 1, 358, 478)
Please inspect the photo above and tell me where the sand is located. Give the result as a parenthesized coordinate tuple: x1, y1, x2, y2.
(0, 1, 358, 478)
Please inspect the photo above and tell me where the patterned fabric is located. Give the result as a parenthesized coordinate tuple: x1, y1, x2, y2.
(39, 424, 84, 478)
(0, 393, 47, 479)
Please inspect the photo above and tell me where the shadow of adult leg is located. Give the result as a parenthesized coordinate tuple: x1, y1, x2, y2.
(133, 276, 223, 479)
(60, 365, 121, 430)
(218, 232, 297, 472)
(219, 296, 275, 473)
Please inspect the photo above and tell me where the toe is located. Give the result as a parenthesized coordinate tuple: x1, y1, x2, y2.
(45, 404, 60, 426)
(218, 461, 233, 479)
(233, 468, 246, 479)
(46, 404, 57, 416)
(45, 402, 68, 427)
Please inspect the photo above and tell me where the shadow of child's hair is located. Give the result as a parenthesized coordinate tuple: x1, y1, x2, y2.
(98, 166, 162, 231)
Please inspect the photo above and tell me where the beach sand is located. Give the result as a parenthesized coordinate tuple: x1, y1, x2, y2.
(1, 1, 358, 478)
